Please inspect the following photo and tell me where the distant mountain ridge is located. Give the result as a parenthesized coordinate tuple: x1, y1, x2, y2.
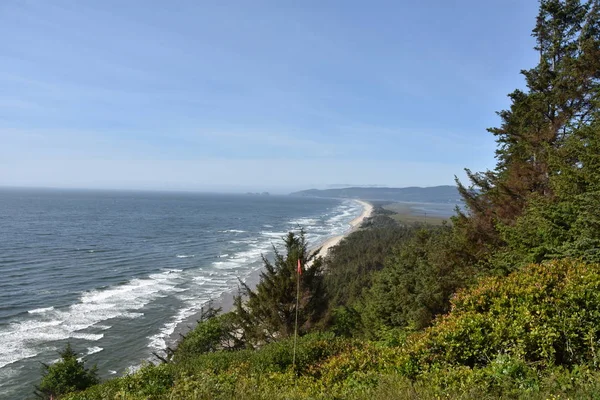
(289, 185, 461, 204)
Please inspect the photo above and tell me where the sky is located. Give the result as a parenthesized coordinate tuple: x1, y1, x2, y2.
(0, 0, 540, 193)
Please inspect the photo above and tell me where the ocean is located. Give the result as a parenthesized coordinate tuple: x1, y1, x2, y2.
(0, 188, 363, 399)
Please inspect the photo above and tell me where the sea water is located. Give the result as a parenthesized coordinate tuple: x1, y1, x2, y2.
(0, 188, 362, 398)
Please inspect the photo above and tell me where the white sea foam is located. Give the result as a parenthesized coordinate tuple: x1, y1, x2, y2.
(71, 333, 104, 341)
(0, 345, 39, 370)
(260, 231, 287, 238)
(0, 269, 184, 370)
(28, 306, 55, 314)
(148, 295, 211, 352)
(0, 199, 365, 378)
(289, 217, 319, 226)
(126, 364, 143, 375)
(87, 346, 103, 355)
(95, 325, 112, 330)
(146, 237, 277, 354)
(327, 202, 361, 224)
(143, 200, 365, 364)
(230, 239, 255, 244)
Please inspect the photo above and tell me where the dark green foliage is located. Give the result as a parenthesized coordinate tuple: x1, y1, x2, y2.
(362, 225, 476, 334)
(233, 230, 326, 346)
(243, 332, 349, 374)
(118, 364, 174, 397)
(63, 364, 175, 400)
(399, 260, 600, 375)
(174, 311, 244, 362)
(494, 117, 600, 269)
(322, 215, 413, 314)
(330, 306, 362, 338)
(35, 344, 99, 399)
(455, 0, 600, 271)
(376, 362, 600, 400)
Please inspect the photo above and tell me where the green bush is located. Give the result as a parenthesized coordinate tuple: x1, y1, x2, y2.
(399, 259, 600, 375)
(36, 344, 99, 399)
(178, 332, 349, 375)
(361, 225, 475, 335)
(330, 306, 362, 338)
(63, 363, 174, 400)
(174, 311, 242, 362)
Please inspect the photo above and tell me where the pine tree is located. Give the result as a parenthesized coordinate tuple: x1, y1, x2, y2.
(455, 0, 600, 267)
(35, 344, 99, 399)
(233, 230, 326, 346)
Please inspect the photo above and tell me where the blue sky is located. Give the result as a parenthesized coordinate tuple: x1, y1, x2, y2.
(1, 0, 539, 193)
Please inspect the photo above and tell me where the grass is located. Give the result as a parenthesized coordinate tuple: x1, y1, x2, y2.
(382, 202, 448, 226)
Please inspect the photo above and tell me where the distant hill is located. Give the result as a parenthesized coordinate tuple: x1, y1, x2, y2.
(289, 185, 461, 204)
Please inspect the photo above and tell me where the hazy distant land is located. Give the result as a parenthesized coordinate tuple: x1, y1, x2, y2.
(289, 185, 461, 204)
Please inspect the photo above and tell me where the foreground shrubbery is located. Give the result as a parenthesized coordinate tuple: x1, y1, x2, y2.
(64, 260, 600, 399)
(400, 259, 600, 374)
(62, 333, 356, 399)
(35, 344, 99, 399)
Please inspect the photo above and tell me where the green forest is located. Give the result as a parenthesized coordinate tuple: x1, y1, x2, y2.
(39, 1, 600, 398)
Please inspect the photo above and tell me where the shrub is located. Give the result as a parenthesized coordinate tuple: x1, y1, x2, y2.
(399, 259, 600, 375)
(174, 311, 243, 362)
(35, 344, 99, 399)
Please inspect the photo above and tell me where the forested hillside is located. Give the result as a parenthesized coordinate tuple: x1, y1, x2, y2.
(37, 1, 600, 398)
(290, 186, 461, 203)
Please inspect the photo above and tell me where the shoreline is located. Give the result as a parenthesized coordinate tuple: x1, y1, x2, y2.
(309, 199, 373, 259)
(206, 200, 373, 313)
(166, 199, 374, 352)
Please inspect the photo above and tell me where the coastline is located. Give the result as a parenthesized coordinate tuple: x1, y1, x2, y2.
(1, 192, 374, 396)
(215, 199, 373, 311)
(309, 199, 373, 259)
(168, 199, 374, 348)
(151, 199, 375, 364)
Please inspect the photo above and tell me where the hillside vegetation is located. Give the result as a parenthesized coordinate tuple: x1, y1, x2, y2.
(289, 185, 461, 204)
(40, 1, 600, 399)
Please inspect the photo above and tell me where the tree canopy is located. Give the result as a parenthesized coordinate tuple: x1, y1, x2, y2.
(35, 344, 99, 399)
(233, 230, 326, 346)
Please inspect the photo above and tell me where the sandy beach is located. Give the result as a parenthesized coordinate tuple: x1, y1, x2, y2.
(310, 199, 373, 259)
(169, 199, 374, 348)
(191, 199, 373, 314)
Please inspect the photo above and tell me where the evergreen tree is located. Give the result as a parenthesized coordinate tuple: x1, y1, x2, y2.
(35, 344, 99, 399)
(456, 0, 600, 269)
(361, 225, 476, 334)
(233, 230, 326, 346)
(497, 114, 600, 266)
